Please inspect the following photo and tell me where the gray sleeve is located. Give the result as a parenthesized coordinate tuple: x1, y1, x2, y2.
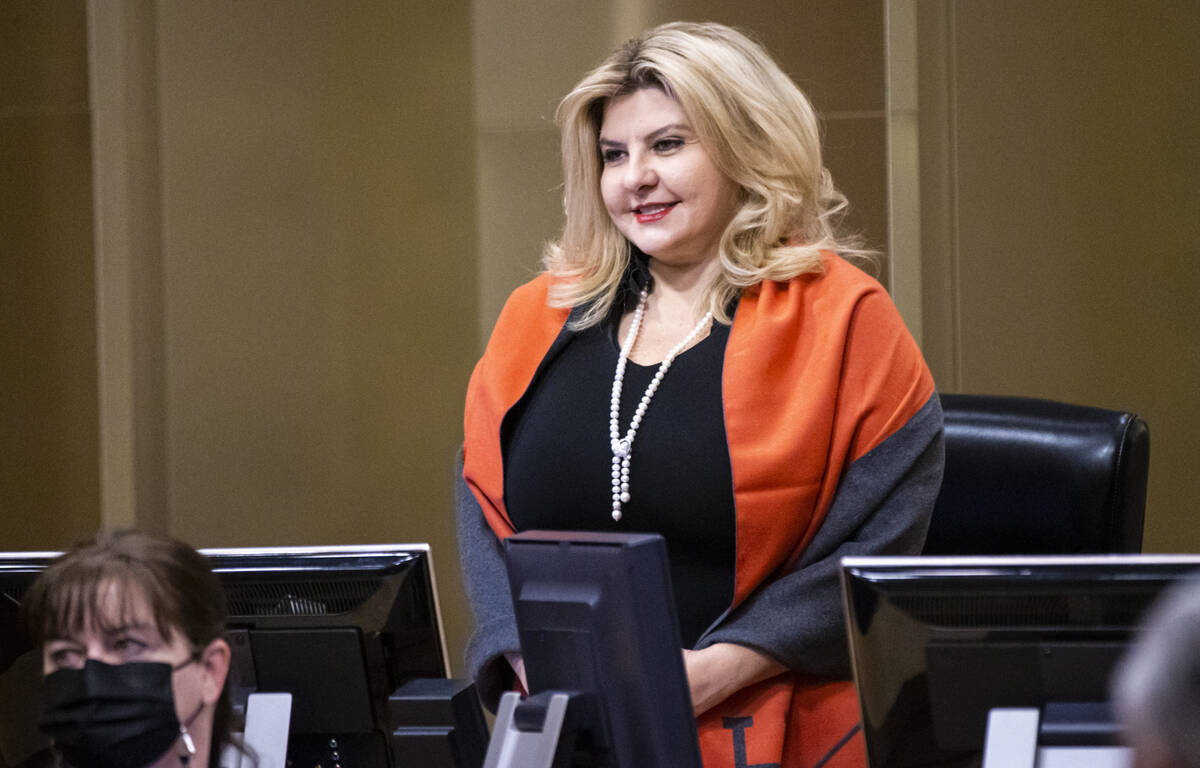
(695, 393, 945, 678)
(454, 450, 520, 711)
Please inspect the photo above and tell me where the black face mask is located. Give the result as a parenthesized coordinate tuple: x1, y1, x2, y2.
(39, 658, 193, 768)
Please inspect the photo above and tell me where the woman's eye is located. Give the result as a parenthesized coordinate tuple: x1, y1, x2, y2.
(112, 636, 148, 656)
(48, 648, 83, 668)
(654, 137, 684, 153)
(600, 148, 625, 164)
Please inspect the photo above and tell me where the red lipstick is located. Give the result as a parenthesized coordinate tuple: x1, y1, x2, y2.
(634, 202, 676, 223)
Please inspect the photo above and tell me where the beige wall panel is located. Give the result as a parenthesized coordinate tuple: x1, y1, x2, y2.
(0, 115, 100, 547)
(0, 1, 100, 547)
(915, 0, 956, 388)
(0, 0, 89, 109)
(473, 0, 615, 133)
(472, 0, 614, 339)
(932, 1, 1200, 551)
(88, 0, 169, 534)
(154, 1, 478, 669)
(476, 129, 564, 334)
(822, 116, 890, 259)
(650, 0, 885, 115)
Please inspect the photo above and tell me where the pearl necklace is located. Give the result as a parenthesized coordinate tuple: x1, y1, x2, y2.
(610, 288, 714, 521)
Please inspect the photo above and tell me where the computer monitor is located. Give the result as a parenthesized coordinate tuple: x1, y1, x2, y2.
(487, 530, 703, 768)
(840, 555, 1200, 768)
(0, 552, 59, 768)
(204, 544, 452, 767)
(0, 544, 460, 768)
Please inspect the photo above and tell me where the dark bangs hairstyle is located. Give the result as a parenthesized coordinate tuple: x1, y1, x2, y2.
(22, 530, 236, 768)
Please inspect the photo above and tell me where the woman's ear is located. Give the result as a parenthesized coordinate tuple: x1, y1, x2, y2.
(198, 637, 231, 706)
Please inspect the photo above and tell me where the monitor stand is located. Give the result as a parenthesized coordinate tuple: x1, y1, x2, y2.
(484, 691, 599, 768)
(227, 692, 291, 768)
(982, 708, 1133, 768)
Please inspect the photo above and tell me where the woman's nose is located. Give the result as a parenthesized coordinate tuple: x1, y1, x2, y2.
(84, 644, 121, 666)
(623, 152, 657, 191)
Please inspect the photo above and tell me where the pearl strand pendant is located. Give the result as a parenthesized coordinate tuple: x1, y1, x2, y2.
(609, 288, 713, 521)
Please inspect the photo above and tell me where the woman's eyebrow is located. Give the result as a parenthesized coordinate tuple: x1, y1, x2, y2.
(598, 123, 693, 148)
(644, 123, 691, 140)
(100, 622, 155, 637)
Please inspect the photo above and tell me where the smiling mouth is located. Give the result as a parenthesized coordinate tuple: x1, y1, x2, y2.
(634, 202, 677, 223)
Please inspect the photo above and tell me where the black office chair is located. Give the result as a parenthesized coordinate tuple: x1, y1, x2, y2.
(923, 394, 1149, 555)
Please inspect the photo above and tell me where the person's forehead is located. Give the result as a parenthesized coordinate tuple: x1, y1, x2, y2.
(603, 88, 684, 125)
(60, 578, 162, 640)
(93, 578, 154, 620)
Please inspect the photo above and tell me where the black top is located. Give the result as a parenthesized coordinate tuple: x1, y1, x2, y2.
(503, 313, 736, 648)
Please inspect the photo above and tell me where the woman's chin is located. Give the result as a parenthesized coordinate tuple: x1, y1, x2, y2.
(640, 248, 722, 275)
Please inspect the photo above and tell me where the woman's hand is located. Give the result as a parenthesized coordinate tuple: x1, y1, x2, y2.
(504, 651, 528, 694)
(682, 643, 787, 716)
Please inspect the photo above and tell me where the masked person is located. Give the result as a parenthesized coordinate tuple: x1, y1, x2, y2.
(22, 531, 237, 768)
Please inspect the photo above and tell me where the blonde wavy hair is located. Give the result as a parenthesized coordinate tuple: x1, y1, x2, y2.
(544, 21, 870, 328)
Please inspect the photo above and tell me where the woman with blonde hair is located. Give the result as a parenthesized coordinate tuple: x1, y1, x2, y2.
(459, 21, 944, 767)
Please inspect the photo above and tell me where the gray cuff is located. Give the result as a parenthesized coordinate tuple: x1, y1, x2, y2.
(455, 450, 520, 710)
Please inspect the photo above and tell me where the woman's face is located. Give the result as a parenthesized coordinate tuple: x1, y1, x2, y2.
(43, 582, 192, 674)
(42, 581, 224, 766)
(599, 88, 739, 272)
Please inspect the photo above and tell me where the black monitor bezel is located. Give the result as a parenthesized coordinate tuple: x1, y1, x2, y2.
(201, 544, 451, 742)
(504, 530, 703, 768)
(840, 554, 1200, 768)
